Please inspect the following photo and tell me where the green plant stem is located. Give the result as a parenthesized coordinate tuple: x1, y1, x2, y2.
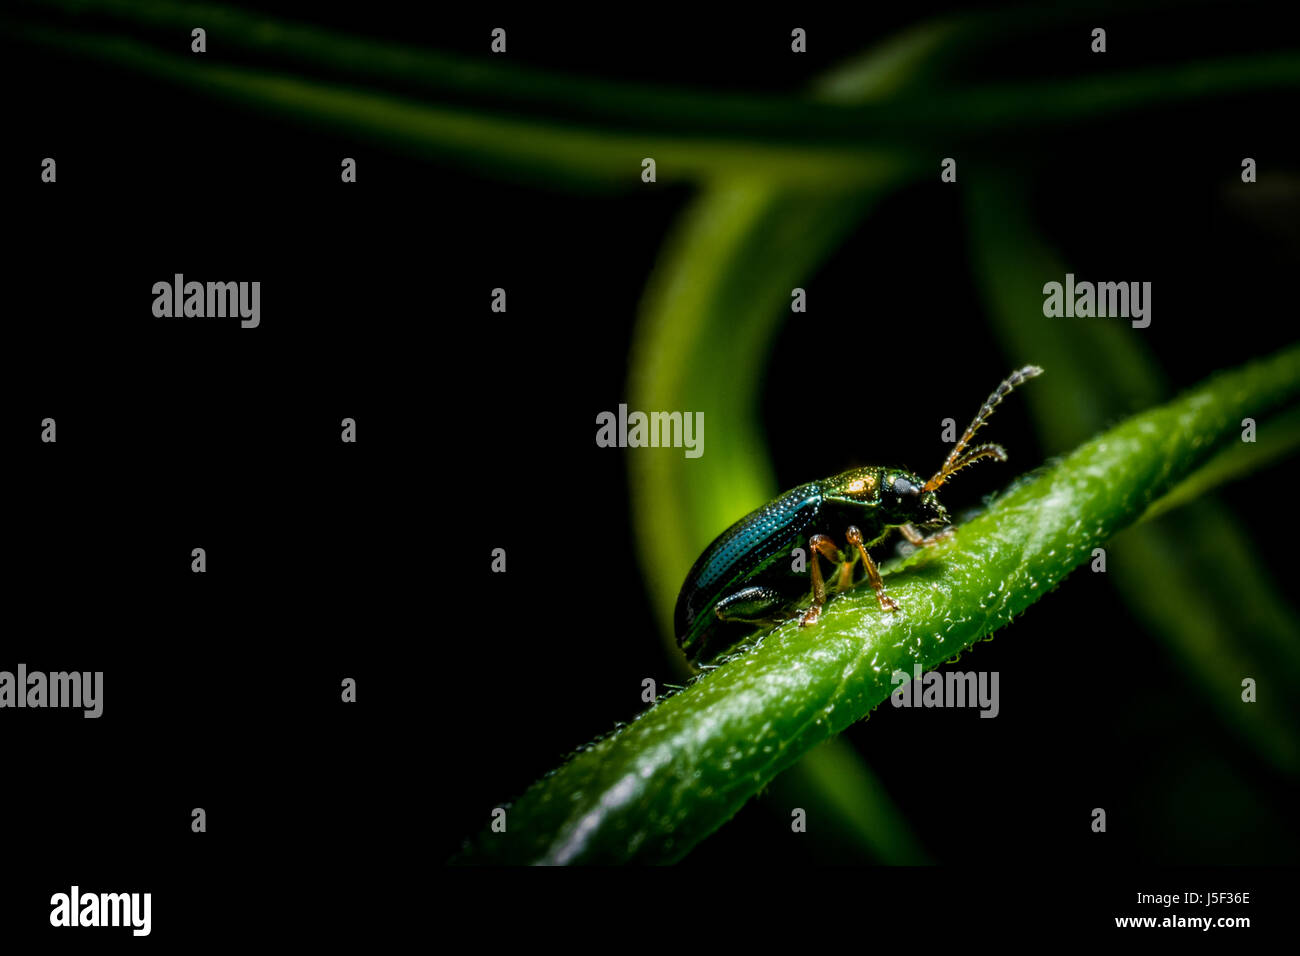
(967, 177, 1300, 776)
(454, 345, 1300, 864)
(8, 11, 1300, 186)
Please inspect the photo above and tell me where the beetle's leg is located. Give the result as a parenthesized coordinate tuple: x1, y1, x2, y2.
(799, 535, 843, 627)
(846, 525, 900, 611)
(714, 586, 790, 624)
(899, 523, 954, 548)
(836, 555, 856, 590)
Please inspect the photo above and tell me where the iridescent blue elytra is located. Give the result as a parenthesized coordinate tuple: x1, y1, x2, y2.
(672, 366, 1043, 667)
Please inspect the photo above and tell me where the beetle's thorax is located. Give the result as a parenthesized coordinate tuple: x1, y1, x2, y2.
(821, 465, 948, 528)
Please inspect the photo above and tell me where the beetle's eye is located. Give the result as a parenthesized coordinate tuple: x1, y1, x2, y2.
(892, 477, 918, 496)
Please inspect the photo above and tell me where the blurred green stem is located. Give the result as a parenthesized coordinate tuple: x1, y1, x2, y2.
(8, 5, 1300, 185)
(967, 177, 1300, 776)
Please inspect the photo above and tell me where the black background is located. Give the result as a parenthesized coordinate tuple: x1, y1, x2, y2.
(3, 1, 1298, 943)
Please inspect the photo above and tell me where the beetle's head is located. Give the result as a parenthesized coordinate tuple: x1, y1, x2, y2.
(881, 470, 948, 527)
(824, 467, 949, 528)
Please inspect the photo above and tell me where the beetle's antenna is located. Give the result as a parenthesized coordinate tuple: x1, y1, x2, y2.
(923, 366, 1042, 492)
(920, 444, 1008, 495)
(940, 443, 1008, 482)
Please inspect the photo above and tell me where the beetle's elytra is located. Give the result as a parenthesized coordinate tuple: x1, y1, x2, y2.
(673, 366, 1043, 667)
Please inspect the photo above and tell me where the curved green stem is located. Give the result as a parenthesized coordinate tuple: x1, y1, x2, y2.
(454, 345, 1300, 864)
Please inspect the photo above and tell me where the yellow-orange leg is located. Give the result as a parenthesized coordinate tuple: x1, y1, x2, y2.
(799, 534, 844, 627)
(899, 523, 954, 548)
(846, 525, 899, 611)
(836, 556, 855, 590)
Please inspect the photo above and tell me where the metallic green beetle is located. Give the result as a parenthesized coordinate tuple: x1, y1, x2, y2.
(673, 366, 1042, 666)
